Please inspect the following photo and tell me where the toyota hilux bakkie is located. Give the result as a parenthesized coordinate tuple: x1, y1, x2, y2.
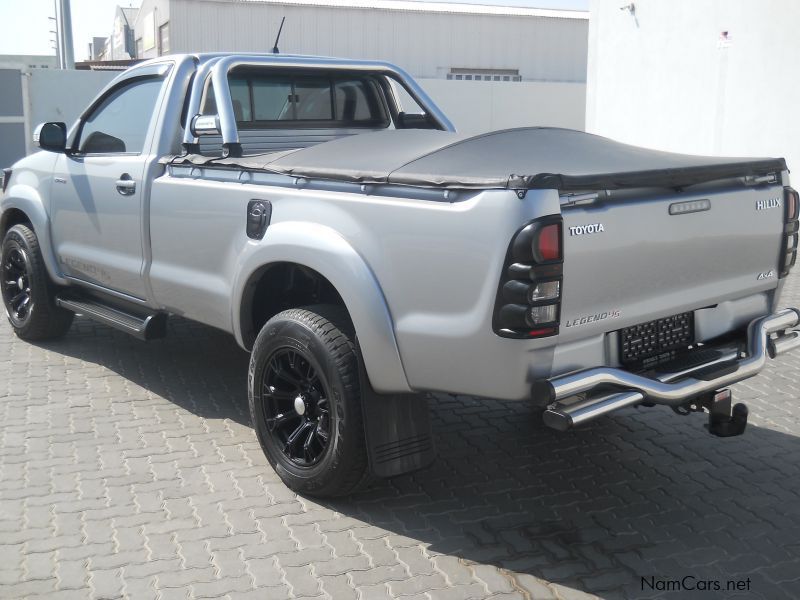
(2, 53, 799, 496)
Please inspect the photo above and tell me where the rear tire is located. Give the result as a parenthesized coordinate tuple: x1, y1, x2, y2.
(248, 305, 369, 497)
(1, 224, 73, 341)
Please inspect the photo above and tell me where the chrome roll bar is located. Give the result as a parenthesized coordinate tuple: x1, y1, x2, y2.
(183, 55, 456, 157)
(182, 56, 226, 150)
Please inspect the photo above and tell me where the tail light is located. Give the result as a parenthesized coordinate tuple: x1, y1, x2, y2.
(493, 216, 563, 338)
(780, 186, 799, 278)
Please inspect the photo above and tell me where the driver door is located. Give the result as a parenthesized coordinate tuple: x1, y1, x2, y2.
(50, 70, 169, 300)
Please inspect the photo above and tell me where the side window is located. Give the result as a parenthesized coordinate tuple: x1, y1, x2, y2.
(78, 77, 165, 154)
(334, 80, 380, 122)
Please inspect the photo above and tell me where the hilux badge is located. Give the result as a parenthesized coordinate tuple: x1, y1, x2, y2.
(756, 197, 781, 210)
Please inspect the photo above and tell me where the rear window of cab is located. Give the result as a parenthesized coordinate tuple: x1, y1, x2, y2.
(201, 71, 389, 128)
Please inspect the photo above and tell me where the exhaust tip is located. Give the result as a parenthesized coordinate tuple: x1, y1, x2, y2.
(542, 409, 572, 432)
(769, 330, 800, 358)
(531, 380, 556, 405)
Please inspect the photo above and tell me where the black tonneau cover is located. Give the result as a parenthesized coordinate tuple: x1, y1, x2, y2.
(170, 128, 786, 191)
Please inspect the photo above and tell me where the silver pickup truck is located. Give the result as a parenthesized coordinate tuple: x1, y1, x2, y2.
(2, 53, 799, 497)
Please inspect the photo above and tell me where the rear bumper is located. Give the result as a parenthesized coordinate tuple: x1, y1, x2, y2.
(537, 308, 800, 431)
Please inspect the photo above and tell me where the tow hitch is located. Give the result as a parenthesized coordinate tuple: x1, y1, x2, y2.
(674, 389, 748, 437)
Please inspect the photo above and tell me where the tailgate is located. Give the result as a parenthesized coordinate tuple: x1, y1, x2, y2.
(559, 184, 786, 344)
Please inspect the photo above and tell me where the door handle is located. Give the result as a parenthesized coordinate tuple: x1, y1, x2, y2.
(116, 174, 136, 195)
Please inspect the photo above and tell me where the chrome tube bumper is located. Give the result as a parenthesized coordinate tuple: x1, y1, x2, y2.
(539, 308, 800, 431)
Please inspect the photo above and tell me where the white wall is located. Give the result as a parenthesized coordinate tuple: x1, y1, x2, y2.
(26, 69, 117, 154)
(587, 0, 800, 174)
(27, 70, 117, 127)
(0, 68, 117, 166)
(419, 79, 586, 133)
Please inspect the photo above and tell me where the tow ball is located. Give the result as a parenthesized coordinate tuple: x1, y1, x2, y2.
(673, 389, 749, 437)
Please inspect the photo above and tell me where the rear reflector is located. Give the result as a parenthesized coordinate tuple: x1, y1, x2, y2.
(713, 389, 732, 404)
(528, 327, 556, 337)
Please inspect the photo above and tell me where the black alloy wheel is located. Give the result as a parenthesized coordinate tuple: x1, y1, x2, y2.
(2, 245, 32, 326)
(248, 305, 370, 497)
(261, 348, 332, 466)
(1, 224, 73, 340)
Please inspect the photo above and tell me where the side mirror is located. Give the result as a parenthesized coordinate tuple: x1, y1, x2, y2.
(33, 122, 67, 153)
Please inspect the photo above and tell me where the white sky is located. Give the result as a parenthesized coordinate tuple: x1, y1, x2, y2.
(0, 0, 588, 61)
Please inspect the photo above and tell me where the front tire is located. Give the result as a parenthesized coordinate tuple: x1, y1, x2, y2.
(1, 224, 73, 340)
(248, 305, 369, 497)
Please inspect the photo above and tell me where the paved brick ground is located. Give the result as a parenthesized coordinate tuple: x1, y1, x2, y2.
(1, 273, 799, 600)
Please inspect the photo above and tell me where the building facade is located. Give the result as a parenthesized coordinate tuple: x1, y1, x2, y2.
(125, 0, 588, 132)
(131, 0, 588, 82)
(108, 6, 140, 60)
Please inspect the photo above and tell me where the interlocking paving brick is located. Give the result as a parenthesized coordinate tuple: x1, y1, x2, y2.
(349, 563, 408, 587)
(279, 563, 320, 596)
(426, 582, 490, 600)
(1, 272, 800, 598)
(87, 568, 123, 599)
(121, 574, 160, 600)
(354, 582, 393, 600)
(319, 573, 358, 600)
(386, 573, 448, 596)
(190, 575, 254, 598)
(242, 556, 284, 588)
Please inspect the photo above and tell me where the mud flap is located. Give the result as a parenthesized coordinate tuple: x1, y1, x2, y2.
(358, 354, 436, 478)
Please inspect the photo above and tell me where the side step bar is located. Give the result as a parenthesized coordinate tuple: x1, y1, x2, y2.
(56, 295, 167, 341)
(539, 308, 800, 431)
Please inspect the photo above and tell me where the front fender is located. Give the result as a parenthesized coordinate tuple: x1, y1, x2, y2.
(2, 171, 66, 285)
(231, 221, 412, 394)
